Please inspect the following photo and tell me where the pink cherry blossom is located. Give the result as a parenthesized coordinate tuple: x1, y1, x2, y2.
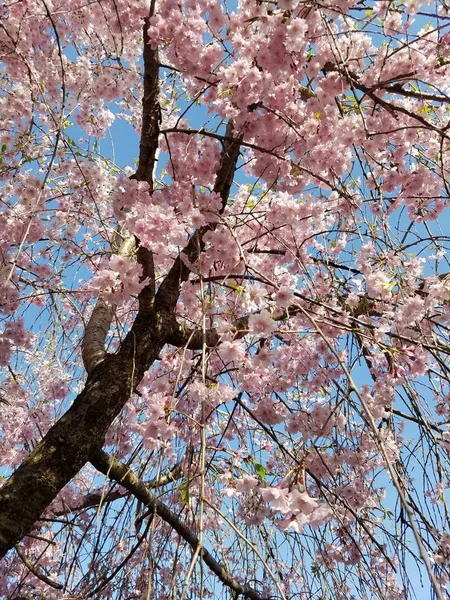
(0, 2, 449, 599)
(248, 309, 277, 336)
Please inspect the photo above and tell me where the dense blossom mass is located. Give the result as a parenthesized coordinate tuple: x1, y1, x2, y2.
(1, 0, 450, 598)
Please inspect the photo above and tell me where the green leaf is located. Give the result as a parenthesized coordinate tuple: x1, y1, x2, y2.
(179, 481, 190, 507)
(254, 462, 266, 482)
(418, 104, 432, 114)
(229, 280, 245, 294)
(311, 565, 322, 577)
(380, 280, 395, 292)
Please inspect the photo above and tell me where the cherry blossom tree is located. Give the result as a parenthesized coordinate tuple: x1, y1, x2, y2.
(1, 0, 450, 598)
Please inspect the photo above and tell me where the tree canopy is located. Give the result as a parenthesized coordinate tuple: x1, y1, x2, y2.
(1, 0, 450, 598)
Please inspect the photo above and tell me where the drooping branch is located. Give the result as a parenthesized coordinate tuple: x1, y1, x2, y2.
(90, 450, 263, 600)
(15, 544, 63, 590)
(50, 463, 183, 517)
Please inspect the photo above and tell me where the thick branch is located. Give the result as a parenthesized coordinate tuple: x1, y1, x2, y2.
(91, 450, 263, 600)
(167, 315, 249, 350)
(155, 121, 242, 313)
(81, 298, 115, 374)
(132, 18, 160, 312)
(82, 235, 137, 374)
(133, 18, 160, 186)
(137, 245, 155, 315)
(83, 16, 161, 373)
